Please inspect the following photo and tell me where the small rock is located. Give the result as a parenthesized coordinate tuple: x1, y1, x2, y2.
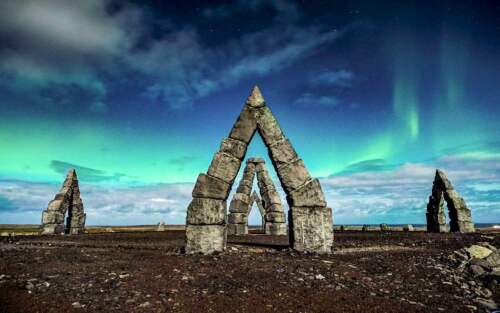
(470, 265, 486, 276)
(139, 302, 151, 308)
(119, 274, 130, 279)
(315, 274, 325, 280)
(474, 298, 498, 310)
(72, 302, 83, 309)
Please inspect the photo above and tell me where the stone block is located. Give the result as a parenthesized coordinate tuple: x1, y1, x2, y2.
(276, 159, 312, 193)
(266, 203, 283, 213)
(41, 211, 65, 224)
(287, 178, 326, 207)
(219, 137, 247, 160)
(262, 190, 282, 209)
(265, 223, 287, 235)
(265, 212, 286, 223)
(228, 213, 247, 224)
(185, 225, 226, 254)
(227, 223, 248, 235)
(229, 106, 257, 144)
(41, 224, 65, 235)
(47, 199, 63, 211)
(289, 206, 333, 254)
(186, 198, 226, 225)
(207, 152, 241, 184)
(236, 184, 252, 196)
(255, 106, 285, 146)
(192, 174, 231, 200)
(229, 199, 250, 213)
(268, 138, 298, 169)
(247, 157, 265, 163)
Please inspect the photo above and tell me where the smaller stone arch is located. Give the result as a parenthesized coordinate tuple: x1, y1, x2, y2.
(41, 169, 86, 235)
(425, 169, 474, 233)
(227, 158, 286, 235)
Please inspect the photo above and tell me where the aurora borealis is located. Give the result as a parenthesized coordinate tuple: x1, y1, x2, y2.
(1, 1, 499, 225)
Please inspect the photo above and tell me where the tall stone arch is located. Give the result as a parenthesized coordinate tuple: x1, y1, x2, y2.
(426, 169, 474, 233)
(41, 169, 86, 235)
(227, 158, 286, 236)
(185, 86, 333, 254)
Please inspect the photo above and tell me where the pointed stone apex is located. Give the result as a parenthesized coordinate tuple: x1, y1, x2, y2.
(435, 169, 453, 190)
(246, 85, 265, 107)
(67, 168, 77, 180)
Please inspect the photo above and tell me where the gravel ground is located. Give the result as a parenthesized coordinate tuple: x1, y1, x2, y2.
(0, 230, 498, 312)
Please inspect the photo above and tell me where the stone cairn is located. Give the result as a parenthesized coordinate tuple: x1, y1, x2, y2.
(185, 86, 333, 254)
(426, 169, 474, 233)
(41, 169, 86, 235)
(227, 158, 286, 235)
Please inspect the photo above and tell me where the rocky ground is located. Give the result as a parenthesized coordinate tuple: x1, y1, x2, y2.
(1, 230, 499, 312)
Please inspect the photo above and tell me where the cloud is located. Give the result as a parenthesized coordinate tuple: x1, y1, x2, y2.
(333, 159, 397, 176)
(50, 160, 130, 183)
(294, 93, 341, 107)
(311, 69, 353, 87)
(0, 0, 351, 111)
(1, 152, 500, 225)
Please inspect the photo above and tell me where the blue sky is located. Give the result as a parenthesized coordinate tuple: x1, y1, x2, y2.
(0, 0, 499, 225)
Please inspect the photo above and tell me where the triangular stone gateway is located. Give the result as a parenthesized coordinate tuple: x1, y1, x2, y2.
(227, 157, 286, 236)
(185, 86, 333, 254)
(250, 191, 266, 232)
(41, 169, 86, 234)
(426, 169, 474, 233)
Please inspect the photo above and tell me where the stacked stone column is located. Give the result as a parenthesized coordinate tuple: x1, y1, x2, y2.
(41, 169, 86, 235)
(255, 105, 333, 253)
(227, 160, 256, 235)
(252, 158, 287, 235)
(426, 169, 474, 233)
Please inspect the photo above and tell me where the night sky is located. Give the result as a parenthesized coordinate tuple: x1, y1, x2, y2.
(1, 0, 500, 225)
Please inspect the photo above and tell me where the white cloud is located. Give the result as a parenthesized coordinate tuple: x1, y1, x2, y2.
(312, 69, 353, 87)
(294, 93, 341, 107)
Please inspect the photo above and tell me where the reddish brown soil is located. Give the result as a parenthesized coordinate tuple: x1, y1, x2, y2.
(0, 231, 497, 312)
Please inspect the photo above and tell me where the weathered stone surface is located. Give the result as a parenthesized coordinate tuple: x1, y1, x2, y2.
(192, 174, 231, 200)
(41, 169, 86, 235)
(227, 223, 248, 235)
(228, 213, 247, 224)
(219, 137, 247, 160)
(229, 105, 257, 144)
(229, 199, 250, 213)
(268, 138, 298, 169)
(265, 212, 286, 223)
(266, 203, 283, 213)
(185, 225, 226, 254)
(207, 152, 241, 184)
(466, 245, 493, 259)
(265, 223, 287, 235)
(426, 169, 474, 233)
(236, 184, 252, 195)
(276, 159, 312, 193)
(262, 190, 282, 209)
(288, 178, 326, 207)
(247, 157, 265, 163)
(245, 86, 266, 108)
(186, 198, 226, 225)
(255, 106, 285, 147)
(289, 206, 333, 254)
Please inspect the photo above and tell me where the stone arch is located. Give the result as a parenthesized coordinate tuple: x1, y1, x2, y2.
(41, 169, 86, 235)
(426, 169, 474, 233)
(249, 191, 266, 232)
(227, 158, 286, 236)
(185, 86, 333, 254)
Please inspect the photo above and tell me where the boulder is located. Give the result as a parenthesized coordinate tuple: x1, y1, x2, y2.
(219, 137, 247, 160)
(465, 245, 493, 259)
(287, 178, 326, 207)
(276, 159, 312, 193)
(289, 206, 333, 254)
(207, 152, 241, 184)
(192, 174, 231, 200)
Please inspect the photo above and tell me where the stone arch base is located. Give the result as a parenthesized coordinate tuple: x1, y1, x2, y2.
(185, 86, 333, 254)
(41, 169, 86, 235)
(227, 158, 286, 236)
(426, 169, 474, 233)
